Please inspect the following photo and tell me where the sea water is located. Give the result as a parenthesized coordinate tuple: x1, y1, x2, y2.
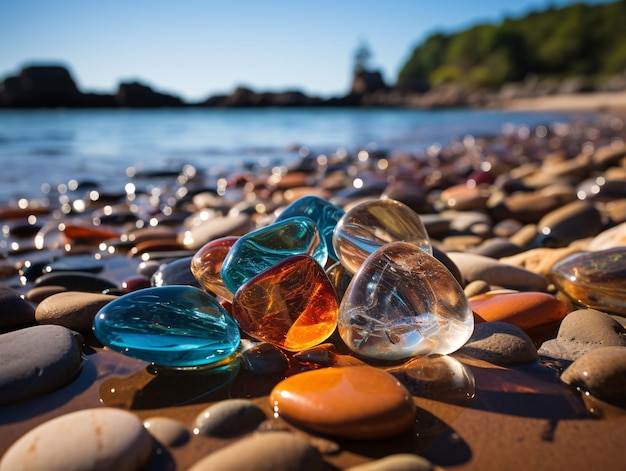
(0, 107, 578, 203)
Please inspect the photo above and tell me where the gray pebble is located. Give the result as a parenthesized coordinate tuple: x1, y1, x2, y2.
(34, 271, 117, 293)
(539, 309, 626, 361)
(194, 399, 267, 437)
(441, 209, 492, 236)
(144, 416, 189, 446)
(470, 237, 524, 259)
(537, 200, 603, 247)
(561, 346, 626, 403)
(346, 454, 438, 471)
(0, 324, 83, 405)
(456, 321, 539, 366)
(151, 256, 200, 287)
(0, 286, 35, 331)
(188, 431, 323, 471)
(447, 252, 548, 291)
(242, 342, 290, 374)
(182, 213, 251, 250)
(0, 407, 153, 471)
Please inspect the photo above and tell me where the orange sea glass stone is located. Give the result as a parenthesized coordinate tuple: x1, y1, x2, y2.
(270, 365, 416, 439)
(470, 291, 568, 332)
(232, 254, 338, 351)
(191, 236, 239, 302)
(62, 224, 119, 242)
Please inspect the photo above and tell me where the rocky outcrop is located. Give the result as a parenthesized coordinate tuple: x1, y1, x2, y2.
(2, 63, 625, 110)
(351, 68, 388, 95)
(202, 87, 323, 107)
(0, 65, 184, 108)
(0, 65, 82, 107)
(115, 81, 183, 108)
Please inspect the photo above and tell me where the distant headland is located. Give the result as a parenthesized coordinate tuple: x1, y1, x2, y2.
(2, 62, 626, 111)
(2, 1, 626, 110)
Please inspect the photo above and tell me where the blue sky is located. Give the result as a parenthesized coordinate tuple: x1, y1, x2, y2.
(0, 0, 615, 102)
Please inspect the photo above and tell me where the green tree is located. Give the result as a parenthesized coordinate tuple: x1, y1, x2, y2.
(396, 0, 626, 89)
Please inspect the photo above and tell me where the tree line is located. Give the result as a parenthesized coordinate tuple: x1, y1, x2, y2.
(397, 1, 626, 90)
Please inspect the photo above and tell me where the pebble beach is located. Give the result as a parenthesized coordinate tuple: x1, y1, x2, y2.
(1, 96, 626, 470)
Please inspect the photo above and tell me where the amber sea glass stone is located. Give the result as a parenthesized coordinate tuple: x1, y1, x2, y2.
(191, 236, 239, 302)
(232, 255, 338, 351)
(551, 247, 626, 315)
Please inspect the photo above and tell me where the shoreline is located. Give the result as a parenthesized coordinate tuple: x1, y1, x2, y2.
(494, 90, 626, 112)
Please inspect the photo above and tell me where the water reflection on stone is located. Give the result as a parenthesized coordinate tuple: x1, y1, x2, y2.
(387, 354, 475, 406)
(99, 354, 241, 409)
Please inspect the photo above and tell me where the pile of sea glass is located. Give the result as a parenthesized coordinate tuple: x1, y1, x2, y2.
(94, 196, 474, 367)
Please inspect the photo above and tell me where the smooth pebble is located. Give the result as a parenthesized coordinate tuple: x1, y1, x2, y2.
(470, 291, 568, 333)
(0, 324, 83, 405)
(194, 399, 267, 437)
(270, 366, 416, 439)
(35, 291, 117, 333)
(144, 416, 189, 446)
(456, 321, 539, 366)
(188, 431, 323, 471)
(560, 346, 626, 404)
(0, 286, 35, 331)
(346, 454, 438, 471)
(447, 252, 548, 291)
(0, 408, 153, 471)
(539, 309, 626, 361)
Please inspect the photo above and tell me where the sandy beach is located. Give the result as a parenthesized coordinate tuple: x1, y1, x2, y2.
(498, 90, 626, 112)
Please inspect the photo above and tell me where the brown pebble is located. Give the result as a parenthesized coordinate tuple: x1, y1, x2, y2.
(447, 252, 548, 291)
(539, 309, 626, 361)
(457, 321, 539, 366)
(464, 280, 491, 298)
(188, 431, 323, 471)
(537, 200, 603, 246)
(499, 246, 582, 278)
(35, 291, 117, 333)
(346, 454, 438, 471)
(25, 285, 68, 303)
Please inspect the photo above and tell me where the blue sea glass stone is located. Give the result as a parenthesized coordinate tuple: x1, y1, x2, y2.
(93, 286, 240, 367)
(275, 196, 345, 261)
(221, 216, 327, 295)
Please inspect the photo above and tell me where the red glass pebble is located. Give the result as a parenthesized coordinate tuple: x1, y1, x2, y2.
(191, 236, 239, 302)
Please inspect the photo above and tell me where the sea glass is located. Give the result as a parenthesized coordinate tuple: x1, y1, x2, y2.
(232, 254, 338, 351)
(551, 247, 626, 315)
(191, 236, 239, 302)
(93, 286, 240, 367)
(338, 241, 473, 361)
(333, 198, 432, 275)
(275, 195, 344, 261)
(220, 216, 327, 295)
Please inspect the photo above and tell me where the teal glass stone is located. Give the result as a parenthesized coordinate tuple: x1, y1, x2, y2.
(93, 286, 240, 368)
(275, 196, 345, 261)
(221, 216, 327, 295)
